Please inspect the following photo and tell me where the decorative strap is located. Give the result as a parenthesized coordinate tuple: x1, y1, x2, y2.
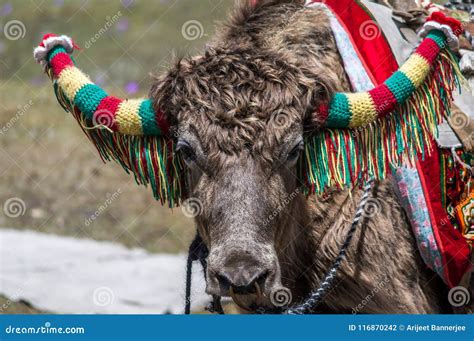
(306, 1, 375, 91)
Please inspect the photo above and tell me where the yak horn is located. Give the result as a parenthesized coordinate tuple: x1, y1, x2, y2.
(34, 34, 184, 206)
(34, 10, 464, 199)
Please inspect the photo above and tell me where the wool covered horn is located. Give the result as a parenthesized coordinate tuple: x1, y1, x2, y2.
(301, 11, 466, 195)
(34, 34, 185, 206)
(319, 13, 462, 128)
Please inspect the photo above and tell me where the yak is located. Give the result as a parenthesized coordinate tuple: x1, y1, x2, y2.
(33, 0, 459, 313)
(149, 0, 450, 313)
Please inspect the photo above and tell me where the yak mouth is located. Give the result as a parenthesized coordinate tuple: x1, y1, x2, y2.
(229, 282, 264, 312)
(227, 283, 294, 313)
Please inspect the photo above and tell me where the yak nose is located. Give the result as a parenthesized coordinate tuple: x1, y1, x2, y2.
(216, 261, 269, 294)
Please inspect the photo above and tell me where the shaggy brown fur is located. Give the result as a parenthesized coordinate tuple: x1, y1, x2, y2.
(150, 0, 450, 313)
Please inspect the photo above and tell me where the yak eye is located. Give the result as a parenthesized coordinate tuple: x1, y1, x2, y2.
(287, 142, 304, 164)
(176, 140, 196, 164)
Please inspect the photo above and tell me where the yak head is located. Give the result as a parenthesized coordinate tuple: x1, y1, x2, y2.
(149, 0, 344, 310)
(150, 47, 333, 309)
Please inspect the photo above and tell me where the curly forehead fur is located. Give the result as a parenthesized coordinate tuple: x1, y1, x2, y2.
(151, 48, 319, 155)
(150, 0, 349, 156)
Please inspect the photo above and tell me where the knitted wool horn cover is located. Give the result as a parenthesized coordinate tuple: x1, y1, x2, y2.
(34, 34, 184, 206)
(318, 12, 463, 128)
(33, 34, 169, 136)
(34, 10, 464, 199)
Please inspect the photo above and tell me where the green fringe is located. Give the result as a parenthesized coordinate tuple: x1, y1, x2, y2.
(300, 50, 465, 195)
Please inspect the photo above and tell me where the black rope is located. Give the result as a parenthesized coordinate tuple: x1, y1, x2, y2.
(208, 295, 225, 314)
(285, 180, 374, 314)
(184, 233, 225, 314)
(184, 246, 194, 315)
(184, 233, 207, 314)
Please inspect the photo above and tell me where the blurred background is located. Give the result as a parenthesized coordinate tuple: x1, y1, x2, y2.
(0, 0, 233, 314)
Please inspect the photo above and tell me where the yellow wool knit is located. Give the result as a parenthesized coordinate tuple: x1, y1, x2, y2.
(58, 66, 92, 101)
(347, 92, 377, 128)
(400, 54, 431, 87)
(115, 99, 144, 135)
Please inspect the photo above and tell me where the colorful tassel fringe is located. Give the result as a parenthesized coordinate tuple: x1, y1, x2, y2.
(48, 67, 185, 207)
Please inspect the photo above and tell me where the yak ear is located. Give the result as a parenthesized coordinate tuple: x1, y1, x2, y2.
(33, 34, 186, 207)
(301, 21, 463, 195)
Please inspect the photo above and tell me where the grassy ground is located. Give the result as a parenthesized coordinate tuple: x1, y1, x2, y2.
(0, 294, 241, 315)
(0, 0, 233, 314)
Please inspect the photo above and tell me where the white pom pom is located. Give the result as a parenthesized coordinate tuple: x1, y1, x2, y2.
(418, 21, 459, 50)
(33, 35, 74, 67)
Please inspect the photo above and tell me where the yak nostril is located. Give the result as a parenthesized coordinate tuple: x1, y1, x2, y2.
(216, 267, 269, 294)
(216, 273, 232, 290)
(255, 269, 269, 285)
